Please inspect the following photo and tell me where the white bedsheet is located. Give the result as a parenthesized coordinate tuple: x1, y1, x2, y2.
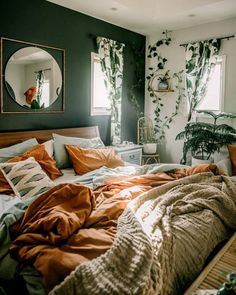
(0, 163, 188, 217)
(0, 194, 20, 214)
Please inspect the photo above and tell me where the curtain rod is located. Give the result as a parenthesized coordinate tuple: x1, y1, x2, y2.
(179, 34, 234, 47)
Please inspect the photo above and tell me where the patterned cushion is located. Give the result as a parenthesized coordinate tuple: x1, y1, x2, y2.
(0, 157, 54, 199)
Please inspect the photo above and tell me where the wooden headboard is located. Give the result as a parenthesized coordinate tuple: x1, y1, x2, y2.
(0, 126, 100, 149)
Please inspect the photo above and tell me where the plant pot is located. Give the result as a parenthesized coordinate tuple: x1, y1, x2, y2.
(158, 80, 169, 91)
(143, 143, 157, 154)
(191, 156, 213, 166)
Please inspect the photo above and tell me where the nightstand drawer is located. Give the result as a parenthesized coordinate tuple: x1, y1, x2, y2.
(118, 149, 142, 165)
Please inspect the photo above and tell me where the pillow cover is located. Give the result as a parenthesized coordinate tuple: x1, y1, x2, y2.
(227, 144, 236, 175)
(0, 138, 38, 163)
(65, 145, 124, 175)
(43, 140, 54, 158)
(216, 158, 232, 176)
(0, 157, 54, 200)
(8, 144, 62, 180)
(53, 133, 105, 169)
(185, 163, 220, 175)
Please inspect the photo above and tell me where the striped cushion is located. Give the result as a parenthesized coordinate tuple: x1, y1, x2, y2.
(0, 157, 54, 200)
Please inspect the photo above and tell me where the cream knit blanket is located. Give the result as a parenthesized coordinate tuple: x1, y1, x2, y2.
(50, 173, 236, 295)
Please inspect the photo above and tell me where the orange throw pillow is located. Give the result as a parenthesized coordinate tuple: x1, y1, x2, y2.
(0, 170, 13, 194)
(227, 144, 236, 175)
(185, 163, 220, 176)
(66, 145, 124, 175)
(8, 144, 62, 180)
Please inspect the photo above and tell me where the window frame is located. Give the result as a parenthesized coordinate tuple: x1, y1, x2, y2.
(90, 52, 111, 116)
(196, 55, 226, 114)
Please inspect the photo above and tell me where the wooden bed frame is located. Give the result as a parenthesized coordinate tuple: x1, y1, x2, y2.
(0, 126, 100, 149)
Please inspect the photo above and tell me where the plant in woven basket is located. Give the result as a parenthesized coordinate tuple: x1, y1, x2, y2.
(175, 110, 236, 164)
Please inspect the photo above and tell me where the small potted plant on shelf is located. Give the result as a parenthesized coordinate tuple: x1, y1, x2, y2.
(175, 110, 236, 165)
(157, 71, 170, 91)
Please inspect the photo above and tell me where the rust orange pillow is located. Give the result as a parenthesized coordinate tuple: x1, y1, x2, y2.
(65, 145, 124, 175)
(227, 144, 236, 175)
(185, 163, 220, 176)
(8, 144, 62, 180)
(0, 170, 13, 194)
(173, 163, 220, 178)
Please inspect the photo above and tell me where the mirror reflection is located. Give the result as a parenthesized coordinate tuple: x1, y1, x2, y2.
(5, 47, 62, 109)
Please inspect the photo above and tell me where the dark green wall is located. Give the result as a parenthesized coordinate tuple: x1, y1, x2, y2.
(0, 0, 145, 144)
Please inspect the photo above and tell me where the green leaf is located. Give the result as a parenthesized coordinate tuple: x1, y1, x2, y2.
(186, 62, 195, 73)
(31, 100, 41, 109)
(186, 78, 193, 90)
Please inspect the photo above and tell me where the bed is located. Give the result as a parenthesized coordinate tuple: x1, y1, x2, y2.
(0, 126, 236, 295)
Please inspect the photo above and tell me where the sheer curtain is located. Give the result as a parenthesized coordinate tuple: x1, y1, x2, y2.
(185, 39, 221, 121)
(96, 37, 125, 145)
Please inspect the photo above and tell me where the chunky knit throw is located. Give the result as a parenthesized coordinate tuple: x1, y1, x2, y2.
(50, 173, 236, 295)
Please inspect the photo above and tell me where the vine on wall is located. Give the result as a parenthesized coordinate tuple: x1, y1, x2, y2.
(146, 31, 185, 139)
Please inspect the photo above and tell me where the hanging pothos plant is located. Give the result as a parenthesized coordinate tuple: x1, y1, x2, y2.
(146, 30, 185, 139)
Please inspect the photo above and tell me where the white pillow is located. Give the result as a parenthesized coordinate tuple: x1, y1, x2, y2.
(43, 139, 54, 158)
(216, 158, 232, 176)
(53, 133, 105, 169)
(0, 138, 38, 163)
(0, 157, 54, 200)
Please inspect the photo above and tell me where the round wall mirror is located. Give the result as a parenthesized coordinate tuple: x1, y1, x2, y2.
(5, 46, 62, 109)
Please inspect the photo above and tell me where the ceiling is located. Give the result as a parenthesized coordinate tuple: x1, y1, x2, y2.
(47, 0, 236, 35)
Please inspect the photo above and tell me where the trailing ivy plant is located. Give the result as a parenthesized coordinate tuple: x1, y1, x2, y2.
(146, 31, 185, 139)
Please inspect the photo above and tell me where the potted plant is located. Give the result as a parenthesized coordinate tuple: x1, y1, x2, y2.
(175, 110, 236, 165)
(217, 272, 236, 295)
(137, 117, 158, 154)
(157, 71, 170, 91)
(142, 135, 157, 154)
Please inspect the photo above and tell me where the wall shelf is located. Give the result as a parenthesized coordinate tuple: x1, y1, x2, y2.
(155, 89, 174, 93)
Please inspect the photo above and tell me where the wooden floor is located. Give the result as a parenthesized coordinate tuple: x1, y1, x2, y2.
(184, 232, 236, 294)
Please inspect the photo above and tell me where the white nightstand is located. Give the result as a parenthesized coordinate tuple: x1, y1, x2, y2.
(113, 144, 143, 166)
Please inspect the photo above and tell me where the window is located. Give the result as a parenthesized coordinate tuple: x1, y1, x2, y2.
(197, 56, 225, 112)
(91, 52, 110, 116)
(41, 79, 50, 107)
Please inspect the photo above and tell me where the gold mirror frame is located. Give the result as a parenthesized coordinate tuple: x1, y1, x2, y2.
(0, 37, 65, 113)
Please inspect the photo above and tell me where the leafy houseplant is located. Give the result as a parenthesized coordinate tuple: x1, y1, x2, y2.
(138, 117, 158, 154)
(217, 272, 236, 295)
(175, 110, 236, 164)
(157, 72, 170, 91)
(146, 30, 185, 140)
(142, 136, 157, 154)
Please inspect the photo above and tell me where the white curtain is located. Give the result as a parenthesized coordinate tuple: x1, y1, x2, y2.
(96, 37, 125, 145)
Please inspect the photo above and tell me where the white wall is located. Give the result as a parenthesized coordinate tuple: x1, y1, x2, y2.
(145, 17, 236, 163)
(5, 64, 25, 105)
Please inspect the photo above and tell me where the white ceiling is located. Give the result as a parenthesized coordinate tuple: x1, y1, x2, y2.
(47, 0, 236, 35)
